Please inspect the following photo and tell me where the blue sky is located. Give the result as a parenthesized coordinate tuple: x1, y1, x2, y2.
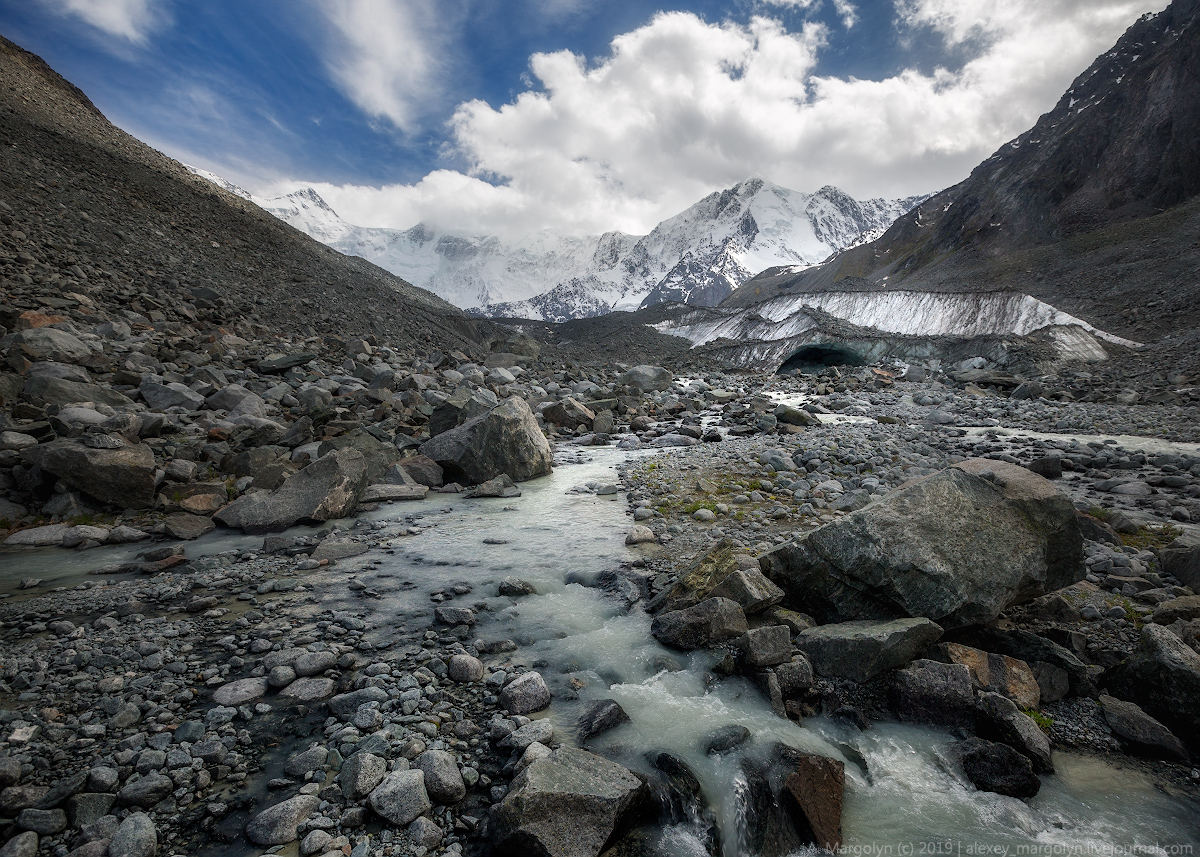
(0, 0, 1167, 237)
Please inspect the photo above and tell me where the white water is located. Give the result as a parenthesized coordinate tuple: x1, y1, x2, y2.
(2, 447, 1196, 853)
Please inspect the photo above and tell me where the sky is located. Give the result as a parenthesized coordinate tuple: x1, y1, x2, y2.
(0, 0, 1169, 238)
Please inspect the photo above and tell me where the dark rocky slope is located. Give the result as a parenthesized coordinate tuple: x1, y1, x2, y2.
(726, 0, 1200, 345)
(0, 35, 487, 356)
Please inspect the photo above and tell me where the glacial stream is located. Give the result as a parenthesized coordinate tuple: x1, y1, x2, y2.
(2, 446, 1198, 854)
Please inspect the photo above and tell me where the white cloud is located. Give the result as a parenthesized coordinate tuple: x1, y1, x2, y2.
(292, 0, 1166, 239)
(44, 0, 166, 44)
(832, 0, 858, 28)
(313, 0, 458, 132)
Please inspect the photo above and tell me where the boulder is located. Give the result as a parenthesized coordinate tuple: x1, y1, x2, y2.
(761, 460, 1083, 629)
(163, 513, 214, 541)
(490, 747, 648, 857)
(109, 812, 157, 857)
(244, 794, 319, 846)
(23, 441, 156, 508)
(500, 671, 551, 715)
(368, 770, 431, 825)
(212, 677, 269, 706)
(890, 659, 975, 730)
(420, 397, 552, 484)
(543, 397, 596, 429)
(783, 755, 844, 852)
(797, 618, 943, 682)
(1098, 694, 1189, 761)
(1159, 538, 1200, 590)
(139, 380, 203, 411)
(955, 628, 1095, 698)
(933, 642, 1041, 709)
(24, 376, 133, 408)
(619, 365, 672, 392)
(360, 483, 427, 502)
(339, 753, 386, 800)
(1104, 626, 1200, 752)
(954, 738, 1040, 799)
(399, 454, 444, 487)
(651, 598, 748, 650)
(709, 567, 785, 615)
(428, 387, 497, 437)
(577, 699, 630, 740)
(975, 692, 1054, 772)
(741, 625, 793, 668)
(415, 750, 466, 803)
(2, 328, 91, 363)
(214, 448, 368, 534)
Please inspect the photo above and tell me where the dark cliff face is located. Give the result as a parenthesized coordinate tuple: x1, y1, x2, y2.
(727, 0, 1200, 343)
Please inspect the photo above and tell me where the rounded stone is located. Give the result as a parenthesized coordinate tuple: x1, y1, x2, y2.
(447, 654, 485, 683)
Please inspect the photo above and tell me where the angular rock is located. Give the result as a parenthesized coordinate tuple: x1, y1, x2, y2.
(651, 597, 748, 650)
(543, 397, 596, 429)
(0, 832, 37, 857)
(420, 397, 552, 484)
(415, 750, 466, 804)
(578, 699, 630, 740)
(117, 773, 173, 808)
(500, 671, 551, 715)
(741, 625, 793, 668)
(139, 379, 204, 411)
(954, 738, 1040, 799)
(619, 365, 672, 392)
(212, 677, 269, 706)
(214, 447, 368, 534)
(776, 656, 815, 698)
(360, 483, 428, 502)
(975, 692, 1054, 772)
(398, 454, 444, 487)
(890, 659, 975, 730)
(490, 747, 648, 857)
(1103, 624, 1200, 752)
(109, 811, 157, 857)
(368, 770, 431, 825)
(761, 460, 1083, 629)
(24, 375, 132, 408)
(797, 618, 943, 682)
(244, 794, 320, 846)
(1099, 694, 1189, 761)
(956, 627, 1094, 698)
(783, 755, 844, 852)
(163, 513, 214, 541)
(3, 328, 91, 363)
(339, 752, 386, 800)
(23, 441, 156, 508)
(428, 386, 497, 436)
(709, 567, 785, 615)
(934, 642, 1041, 709)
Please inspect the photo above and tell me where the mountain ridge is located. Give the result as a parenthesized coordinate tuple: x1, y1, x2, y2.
(204, 173, 926, 322)
(724, 0, 1200, 345)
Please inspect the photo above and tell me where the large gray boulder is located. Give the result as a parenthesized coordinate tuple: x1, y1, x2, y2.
(975, 692, 1054, 772)
(368, 770, 431, 825)
(618, 365, 672, 392)
(1103, 624, 1200, 753)
(761, 460, 1083, 629)
(23, 440, 156, 508)
(890, 659, 974, 729)
(651, 597, 748, 650)
(797, 618, 943, 682)
(23, 375, 133, 408)
(2, 328, 92, 364)
(1098, 694, 1189, 761)
(428, 386, 497, 436)
(420, 397, 552, 484)
(214, 448, 367, 534)
(490, 747, 648, 857)
(244, 794, 319, 845)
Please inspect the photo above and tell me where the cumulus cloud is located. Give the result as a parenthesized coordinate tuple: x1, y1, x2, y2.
(44, 0, 166, 44)
(313, 0, 458, 131)
(293, 0, 1166, 238)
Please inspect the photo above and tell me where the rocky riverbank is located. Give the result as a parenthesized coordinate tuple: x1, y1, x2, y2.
(2, 355, 1199, 857)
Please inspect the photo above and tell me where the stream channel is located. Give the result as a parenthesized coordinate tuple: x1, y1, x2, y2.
(2, 444, 1198, 855)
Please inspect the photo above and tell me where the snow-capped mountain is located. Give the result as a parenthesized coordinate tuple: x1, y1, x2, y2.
(189, 170, 925, 321)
